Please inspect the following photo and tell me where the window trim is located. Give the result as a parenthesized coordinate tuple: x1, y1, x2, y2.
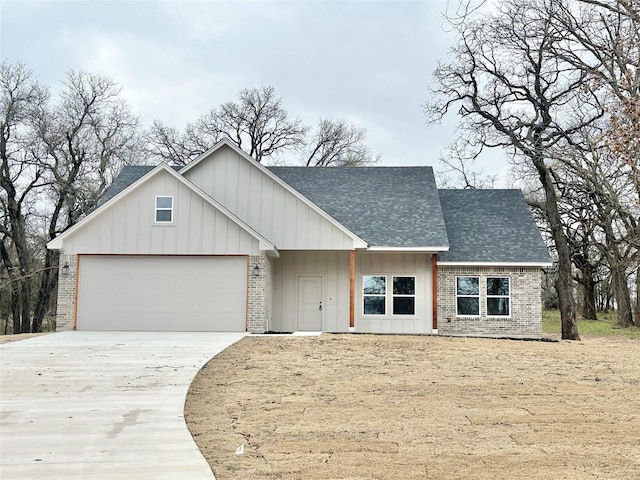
(392, 275, 416, 316)
(362, 275, 386, 316)
(455, 276, 480, 317)
(486, 276, 511, 317)
(155, 195, 174, 223)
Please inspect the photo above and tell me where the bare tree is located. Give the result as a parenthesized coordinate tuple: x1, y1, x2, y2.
(304, 119, 379, 167)
(145, 120, 219, 166)
(146, 86, 379, 167)
(435, 138, 499, 188)
(424, 0, 619, 339)
(553, 0, 640, 201)
(31, 71, 140, 331)
(1, 62, 141, 333)
(0, 61, 49, 333)
(147, 86, 308, 165)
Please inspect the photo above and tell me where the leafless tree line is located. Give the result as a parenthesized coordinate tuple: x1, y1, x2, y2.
(1, 65, 378, 334)
(427, 0, 640, 339)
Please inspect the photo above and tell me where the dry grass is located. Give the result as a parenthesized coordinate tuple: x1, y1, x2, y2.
(185, 334, 640, 479)
(0, 332, 52, 344)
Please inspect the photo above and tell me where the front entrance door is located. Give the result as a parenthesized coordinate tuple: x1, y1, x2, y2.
(297, 276, 323, 331)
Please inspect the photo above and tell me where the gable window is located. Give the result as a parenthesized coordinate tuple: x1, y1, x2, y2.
(155, 196, 173, 223)
(363, 276, 386, 315)
(456, 276, 479, 316)
(487, 277, 510, 316)
(393, 276, 415, 315)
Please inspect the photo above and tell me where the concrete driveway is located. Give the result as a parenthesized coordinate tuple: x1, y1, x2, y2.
(0, 331, 247, 480)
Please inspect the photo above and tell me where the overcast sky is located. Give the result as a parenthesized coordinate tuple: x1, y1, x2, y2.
(1, 0, 509, 181)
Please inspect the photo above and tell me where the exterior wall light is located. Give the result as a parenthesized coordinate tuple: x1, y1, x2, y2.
(62, 262, 70, 276)
(253, 265, 260, 277)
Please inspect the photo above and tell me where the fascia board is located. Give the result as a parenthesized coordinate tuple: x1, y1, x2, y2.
(179, 138, 368, 249)
(437, 261, 553, 267)
(366, 246, 450, 252)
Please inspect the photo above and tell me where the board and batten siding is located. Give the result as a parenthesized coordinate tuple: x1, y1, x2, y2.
(183, 145, 356, 250)
(56, 169, 260, 255)
(355, 252, 433, 334)
(270, 251, 351, 332)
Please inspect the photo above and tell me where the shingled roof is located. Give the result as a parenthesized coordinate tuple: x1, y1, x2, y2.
(269, 166, 449, 249)
(100, 164, 550, 263)
(437, 189, 551, 264)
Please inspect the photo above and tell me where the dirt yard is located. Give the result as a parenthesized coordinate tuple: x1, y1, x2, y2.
(185, 334, 640, 480)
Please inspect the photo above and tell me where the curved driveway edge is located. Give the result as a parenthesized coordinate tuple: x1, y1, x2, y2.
(0, 331, 247, 480)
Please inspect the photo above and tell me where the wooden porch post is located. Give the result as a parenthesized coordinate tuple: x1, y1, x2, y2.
(349, 250, 355, 328)
(432, 254, 438, 331)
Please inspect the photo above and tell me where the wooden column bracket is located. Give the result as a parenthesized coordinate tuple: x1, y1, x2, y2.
(349, 250, 355, 328)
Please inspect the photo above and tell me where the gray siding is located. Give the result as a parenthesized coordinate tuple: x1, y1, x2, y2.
(183, 145, 358, 250)
(270, 251, 350, 332)
(57, 169, 260, 255)
(355, 252, 433, 334)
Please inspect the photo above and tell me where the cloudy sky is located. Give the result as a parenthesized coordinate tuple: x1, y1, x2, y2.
(1, 0, 509, 181)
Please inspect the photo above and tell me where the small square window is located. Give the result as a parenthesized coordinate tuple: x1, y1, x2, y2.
(155, 196, 173, 223)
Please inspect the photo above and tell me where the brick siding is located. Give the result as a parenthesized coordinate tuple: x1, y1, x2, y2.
(437, 266, 542, 338)
(55, 254, 77, 331)
(247, 254, 271, 333)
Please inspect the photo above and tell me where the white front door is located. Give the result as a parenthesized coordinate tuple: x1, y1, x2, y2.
(297, 276, 323, 331)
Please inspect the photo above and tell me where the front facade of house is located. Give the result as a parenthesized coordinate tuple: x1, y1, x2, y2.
(49, 140, 551, 338)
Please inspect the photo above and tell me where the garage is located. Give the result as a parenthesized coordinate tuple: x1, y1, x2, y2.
(76, 255, 248, 331)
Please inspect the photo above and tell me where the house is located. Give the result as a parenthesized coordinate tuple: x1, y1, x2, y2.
(47, 139, 551, 338)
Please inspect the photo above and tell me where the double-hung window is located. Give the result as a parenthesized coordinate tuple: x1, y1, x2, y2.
(155, 196, 173, 223)
(363, 276, 386, 315)
(456, 276, 479, 316)
(392, 276, 415, 315)
(487, 277, 510, 316)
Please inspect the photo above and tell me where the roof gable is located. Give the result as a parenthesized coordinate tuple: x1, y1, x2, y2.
(268, 166, 450, 249)
(48, 164, 277, 254)
(437, 189, 551, 265)
(180, 140, 367, 250)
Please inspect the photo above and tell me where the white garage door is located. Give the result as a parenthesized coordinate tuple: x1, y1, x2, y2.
(76, 255, 247, 331)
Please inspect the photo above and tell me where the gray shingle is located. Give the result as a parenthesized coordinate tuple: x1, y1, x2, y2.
(100, 165, 180, 205)
(437, 189, 551, 263)
(268, 167, 450, 248)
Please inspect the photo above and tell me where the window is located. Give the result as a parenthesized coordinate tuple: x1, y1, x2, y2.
(487, 277, 510, 316)
(393, 276, 415, 315)
(363, 276, 386, 315)
(456, 276, 479, 316)
(155, 196, 173, 223)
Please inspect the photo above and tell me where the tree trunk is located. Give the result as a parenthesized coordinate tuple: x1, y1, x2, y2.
(533, 157, 579, 340)
(611, 262, 634, 327)
(602, 218, 634, 327)
(10, 279, 20, 334)
(32, 249, 59, 332)
(634, 265, 640, 326)
(581, 267, 597, 320)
